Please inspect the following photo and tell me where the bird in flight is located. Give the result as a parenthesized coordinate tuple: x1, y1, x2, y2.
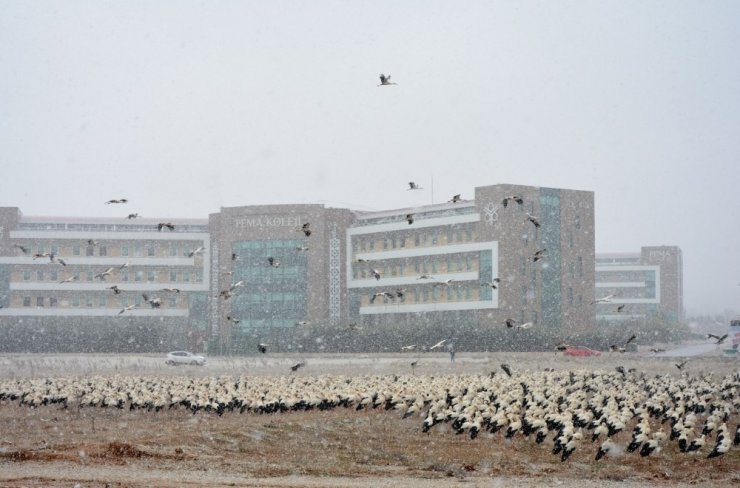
(516, 322, 533, 330)
(118, 304, 136, 315)
(188, 246, 206, 257)
(216, 289, 234, 300)
(161, 287, 181, 293)
(108, 285, 122, 295)
(87, 239, 98, 247)
(371, 269, 381, 280)
(55, 258, 67, 266)
(707, 333, 728, 344)
(267, 257, 281, 268)
(625, 334, 637, 345)
(675, 360, 688, 370)
(429, 339, 447, 351)
(407, 182, 422, 190)
(481, 278, 501, 289)
(59, 276, 78, 284)
(157, 223, 175, 231)
(226, 315, 240, 324)
(142, 293, 161, 308)
(13, 244, 29, 254)
(504, 318, 516, 328)
(533, 249, 547, 262)
(406, 213, 414, 225)
(650, 348, 665, 354)
(417, 274, 434, 280)
(502, 195, 523, 208)
(298, 223, 312, 237)
(400, 345, 417, 352)
(258, 343, 268, 354)
(449, 194, 462, 203)
(126, 213, 140, 219)
(378, 74, 397, 86)
(500, 363, 513, 377)
(526, 213, 541, 228)
(616, 305, 626, 312)
(295, 245, 309, 251)
(229, 280, 245, 291)
(290, 362, 305, 372)
(231, 253, 239, 261)
(119, 262, 129, 270)
(295, 320, 310, 326)
(94, 267, 114, 281)
(370, 292, 393, 304)
(105, 199, 128, 204)
(592, 295, 614, 304)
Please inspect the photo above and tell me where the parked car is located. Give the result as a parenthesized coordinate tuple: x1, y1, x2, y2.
(165, 351, 206, 366)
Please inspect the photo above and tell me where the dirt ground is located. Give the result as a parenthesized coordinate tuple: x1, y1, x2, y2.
(1, 352, 738, 487)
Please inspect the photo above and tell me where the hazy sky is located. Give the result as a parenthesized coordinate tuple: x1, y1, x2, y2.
(1, 1, 739, 315)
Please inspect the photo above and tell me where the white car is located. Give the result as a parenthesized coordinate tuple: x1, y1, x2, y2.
(165, 351, 206, 366)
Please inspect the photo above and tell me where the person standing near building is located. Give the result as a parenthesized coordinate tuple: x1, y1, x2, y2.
(447, 341, 455, 363)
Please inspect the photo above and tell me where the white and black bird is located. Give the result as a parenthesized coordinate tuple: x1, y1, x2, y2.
(290, 362, 305, 372)
(231, 252, 239, 261)
(591, 294, 614, 304)
(126, 213, 140, 219)
(378, 73, 397, 86)
(105, 199, 128, 204)
(226, 315, 240, 324)
(108, 285, 122, 295)
(707, 333, 728, 344)
(516, 322, 533, 330)
(448, 194, 462, 203)
(161, 287, 181, 293)
(481, 278, 501, 289)
(56, 257, 67, 266)
(400, 345, 417, 352)
(416, 274, 434, 280)
(59, 276, 78, 284)
(371, 269, 381, 280)
(299, 223, 311, 237)
(229, 280, 245, 291)
(502, 195, 523, 208)
(295, 245, 309, 251)
(533, 249, 547, 262)
(434, 279, 454, 287)
(119, 262, 129, 270)
(500, 363, 513, 377)
(429, 339, 447, 351)
(257, 343, 268, 354)
(405, 213, 414, 225)
(217, 289, 234, 300)
(295, 320, 310, 326)
(650, 348, 665, 354)
(118, 304, 136, 315)
(87, 239, 98, 246)
(526, 213, 541, 228)
(188, 246, 206, 258)
(675, 360, 688, 370)
(267, 257, 281, 268)
(13, 244, 29, 254)
(616, 304, 626, 312)
(504, 318, 517, 328)
(407, 182, 422, 190)
(94, 267, 114, 281)
(157, 222, 175, 231)
(142, 293, 161, 308)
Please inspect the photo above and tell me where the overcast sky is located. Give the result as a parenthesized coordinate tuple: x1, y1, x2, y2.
(1, 1, 738, 315)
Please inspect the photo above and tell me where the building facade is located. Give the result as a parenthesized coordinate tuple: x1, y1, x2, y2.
(347, 184, 595, 333)
(595, 246, 684, 324)
(0, 183, 596, 352)
(0, 207, 210, 352)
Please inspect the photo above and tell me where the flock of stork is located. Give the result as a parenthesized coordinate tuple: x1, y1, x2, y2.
(1, 366, 738, 462)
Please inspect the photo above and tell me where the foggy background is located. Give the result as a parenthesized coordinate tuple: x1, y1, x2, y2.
(1, 1, 738, 316)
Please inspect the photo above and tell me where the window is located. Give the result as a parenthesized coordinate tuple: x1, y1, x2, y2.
(23, 296, 31, 307)
(99, 295, 107, 307)
(170, 271, 177, 282)
(577, 256, 583, 277)
(522, 285, 528, 305)
(73, 245, 80, 256)
(73, 271, 80, 280)
(23, 271, 31, 281)
(183, 271, 190, 283)
(170, 243, 178, 256)
(575, 215, 581, 230)
(36, 270, 44, 281)
(168, 296, 177, 307)
(568, 287, 574, 305)
(121, 244, 129, 257)
(99, 245, 107, 256)
(86, 271, 93, 281)
(86, 245, 94, 256)
(49, 297, 57, 307)
(182, 244, 190, 257)
(147, 271, 156, 282)
(196, 271, 203, 282)
(147, 245, 155, 257)
(134, 244, 143, 257)
(51, 245, 59, 255)
(37, 244, 45, 254)
(120, 296, 128, 307)
(50, 270, 58, 281)
(121, 271, 129, 282)
(135, 271, 143, 282)
(86, 296, 93, 307)
(72, 296, 80, 307)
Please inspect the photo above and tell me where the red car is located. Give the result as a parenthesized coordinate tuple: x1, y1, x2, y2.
(563, 347, 601, 357)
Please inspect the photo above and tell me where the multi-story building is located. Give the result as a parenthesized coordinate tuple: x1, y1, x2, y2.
(0, 207, 210, 352)
(0, 183, 596, 352)
(208, 204, 354, 353)
(595, 246, 684, 324)
(347, 184, 595, 333)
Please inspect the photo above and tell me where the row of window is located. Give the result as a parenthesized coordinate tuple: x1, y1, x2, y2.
(352, 224, 477, 253)
(21, 270, 204, 283)
(352, 255, 478, 279)
(21, 295, 182, 308)
(17, 242, 206, 258)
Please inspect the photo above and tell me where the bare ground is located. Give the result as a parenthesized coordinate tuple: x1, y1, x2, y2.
(1, 352, 738, 487)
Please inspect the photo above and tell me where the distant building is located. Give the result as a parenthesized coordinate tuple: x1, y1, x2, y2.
(347, 184, 595, 333)
(595, 246, 684, 324)
(0, 207, 210, 352)
(208, 204, 354, 353)
(0, 183, 596, 352)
